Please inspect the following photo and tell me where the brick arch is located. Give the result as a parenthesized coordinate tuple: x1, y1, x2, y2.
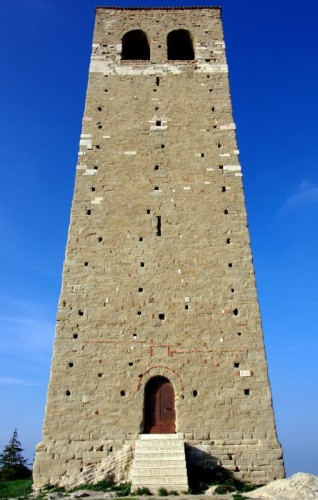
(121, 29, 150, 60)
(137, 365, 184, 396)
(167, 29, 194, 60)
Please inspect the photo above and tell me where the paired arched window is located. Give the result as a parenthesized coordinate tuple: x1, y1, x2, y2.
(121, 29, 195, 61)
(122, 30, 150, 60)
(167, 29, 194, 60)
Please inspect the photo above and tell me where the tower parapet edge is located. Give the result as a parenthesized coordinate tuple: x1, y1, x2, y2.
(33, 7, 284, 489)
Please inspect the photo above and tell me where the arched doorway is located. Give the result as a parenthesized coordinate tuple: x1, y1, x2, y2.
(121, 30, 150, 60)
(167, 29, 194, 60)
(144, 376, 176, 433)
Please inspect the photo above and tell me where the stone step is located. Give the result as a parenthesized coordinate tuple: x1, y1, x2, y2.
(135, 443, 185, 451)
(139, 433, 184, 440)
(132, 478, 188, 486)
(132, 468, 187, 477)
(133, 459, 186, 466)
(131, 434, 189, 494)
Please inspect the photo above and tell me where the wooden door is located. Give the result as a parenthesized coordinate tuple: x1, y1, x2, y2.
(144, 376, 176, 433)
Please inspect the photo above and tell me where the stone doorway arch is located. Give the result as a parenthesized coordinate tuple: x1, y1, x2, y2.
(144, 376, 176, 434)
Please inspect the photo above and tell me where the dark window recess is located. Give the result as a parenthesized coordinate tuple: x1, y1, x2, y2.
(84, 262, 89, 266)
(94, 166, 98, 170)
(219, 165, 223, 170)
(185, 304, 189, 310)
(140, 262, 145, 267)
(122, 30, 150, 60)
(233, 308, 238, 316)
(137, 311, 142, 316)
(228, 263, 232, 268)
(226, 238, 231, 244)
(120, 390, 126, 396)
(156, 76, 160, 86)
(78, 310, 84, 316)
(192, 390, 198, 397)
(156, 216, 162, 236)
(201, 153, 205, 158)
(98, 373, 103, 377)
(138, 287, 143, 292)
(159, 313, 165, 320)
(73, 334, 78, 339)
(212, 106, 215, 112)
(86, 210, 92, 215)
(97, 106, 102, 112)
(224, 210, 229, 215)
(98, 237, 103, 242)
(244, 389, 250, 395)
(66, 390, 71, 396)
(154, 165, 159, 170)
(231, 288, 235, 293)
(222, 186, 226, 192)
(237, 332, 242, 336)
(154, 186, 159, 190)
(147, 209, 151, 214)
(234, 363, 240, 368)
(167, 29, 194, 60)
(128, 362, 134, 366)
(156, 120, 161, 126)
(91, 187, 96, 191)
(139, 237, 143, 242)
(68, 362, 74, 368)
(161, 144, 165, 148)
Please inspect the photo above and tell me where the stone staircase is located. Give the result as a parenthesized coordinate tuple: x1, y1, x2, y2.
(131, 434, 188, 494)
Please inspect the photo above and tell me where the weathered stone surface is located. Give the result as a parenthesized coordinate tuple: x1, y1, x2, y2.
(33, 6, 284, 489)
(244, 472, 318, 499)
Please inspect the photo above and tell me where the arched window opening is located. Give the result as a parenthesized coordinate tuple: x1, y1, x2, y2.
(122, 30, 150, 60)
(144, 376, 176, 434)
(167, 29, 194, 60)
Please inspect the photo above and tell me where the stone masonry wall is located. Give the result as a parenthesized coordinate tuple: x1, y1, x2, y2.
(33, 7, 284, 489)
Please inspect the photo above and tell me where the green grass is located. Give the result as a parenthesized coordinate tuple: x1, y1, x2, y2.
(0, 479, 33, 498)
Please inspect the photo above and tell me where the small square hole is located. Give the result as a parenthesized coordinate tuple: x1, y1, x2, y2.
(140, 262, 145, 267)
(159, 313, 165, 320)
(244, 389, 250, 396)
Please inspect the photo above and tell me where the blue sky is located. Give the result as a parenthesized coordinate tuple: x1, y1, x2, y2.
(0, 0, 317, 478)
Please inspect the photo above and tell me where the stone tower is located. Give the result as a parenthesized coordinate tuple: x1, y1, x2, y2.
(34, 6, 284, 490)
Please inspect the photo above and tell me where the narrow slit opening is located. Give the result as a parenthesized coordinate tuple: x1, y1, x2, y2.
(156, 216, 162, 236)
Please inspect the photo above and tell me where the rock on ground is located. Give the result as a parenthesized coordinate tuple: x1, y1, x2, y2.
(244, 472, 318, 499)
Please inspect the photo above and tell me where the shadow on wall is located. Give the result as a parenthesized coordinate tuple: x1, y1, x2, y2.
(185, 444, 256, 493)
